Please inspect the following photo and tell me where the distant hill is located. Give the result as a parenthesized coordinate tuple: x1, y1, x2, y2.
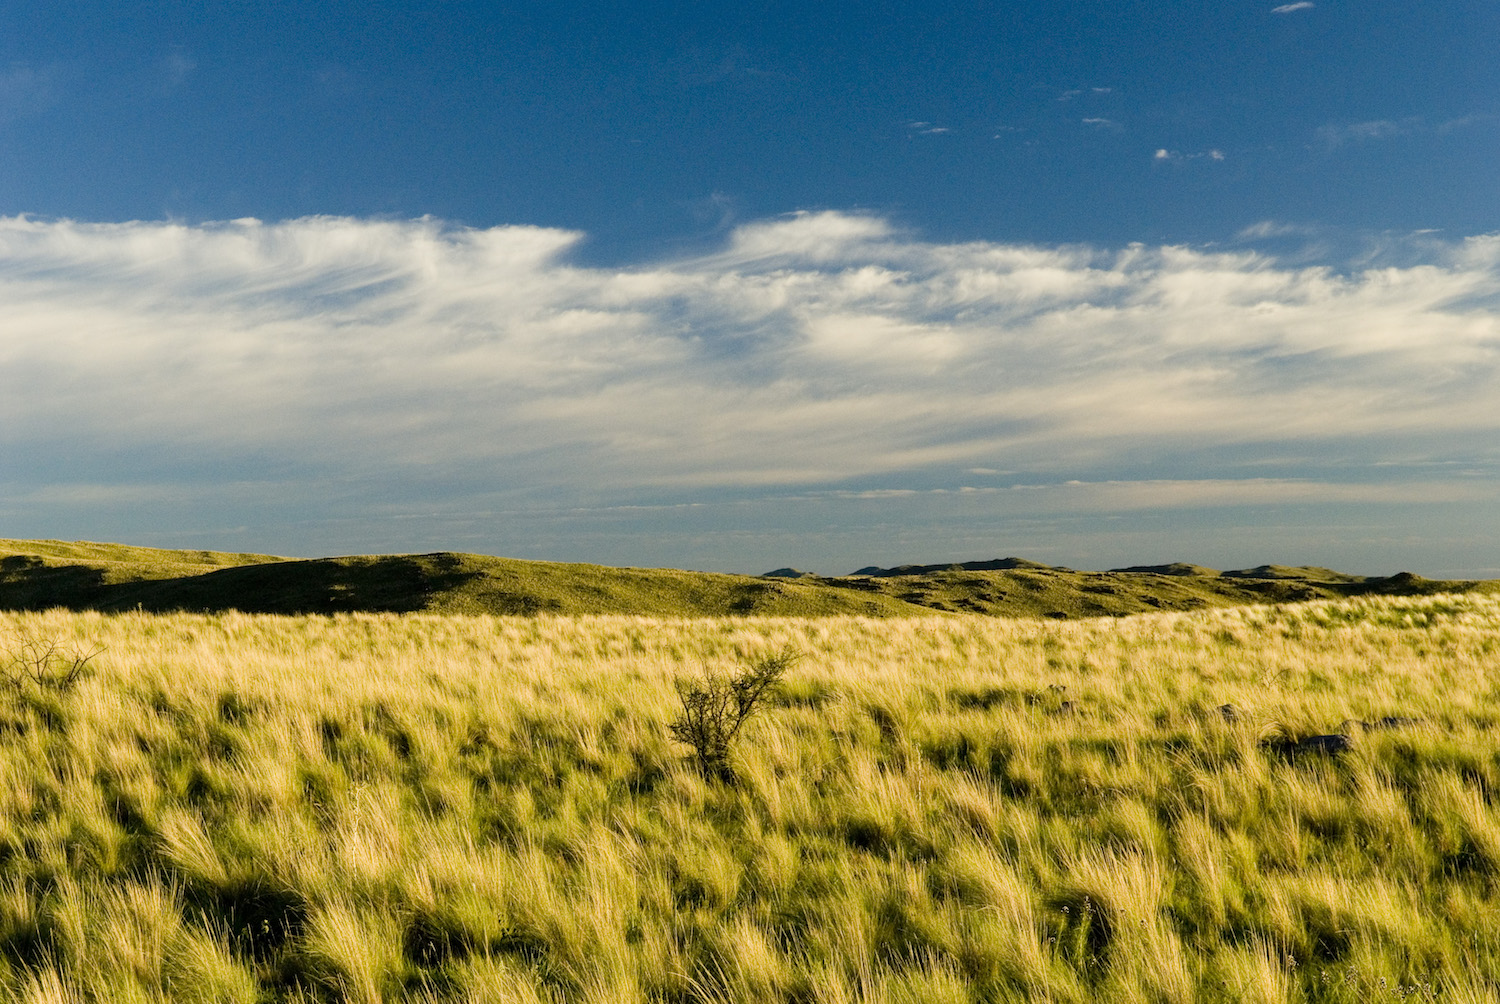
(1, 539, 1492, 619)
(1219, 564, 1368, 583)
(851, 557, 1056, 576)
(1110, 563, 1220, 577)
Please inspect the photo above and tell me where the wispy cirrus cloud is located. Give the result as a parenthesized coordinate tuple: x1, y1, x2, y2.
(1154, 148, 1225, 162)
(1316, 114, 1494, 149)
(806, 478, 1489, 511)
(1317, 117, 1420, 147)
(162, 47, 197, 88)
(1, 211, 1497, 568)
(1436, 114, 1497, 134)
(1236, 221, 1320, 241)
(1272, 2, 1314, 13)
(1057, 86, 1113, 102)
(0, 63, 58, 125)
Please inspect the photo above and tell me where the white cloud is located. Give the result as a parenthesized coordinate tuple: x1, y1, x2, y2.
(2, 211, 1498, 525)
(1235, 221, 1325, 241)
(1154, 148, 1226, 163)
(1317, 115, 1495, 150)
(808, 478, 1489, 512)
(1316, 117, 1422, 147)
(1272, 2, 1314, 12)
(1436, 114, 1496, 135)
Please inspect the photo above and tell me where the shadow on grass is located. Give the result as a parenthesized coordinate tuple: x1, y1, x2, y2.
(0, 554, 481, 615)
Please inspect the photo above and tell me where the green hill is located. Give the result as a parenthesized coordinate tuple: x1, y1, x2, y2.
(0, 541, 916, 617)
(1, 539, 1492, 618)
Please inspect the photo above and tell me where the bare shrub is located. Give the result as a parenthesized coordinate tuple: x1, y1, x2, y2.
(1, 630, 102, 698)
(669, 648, 798, 782)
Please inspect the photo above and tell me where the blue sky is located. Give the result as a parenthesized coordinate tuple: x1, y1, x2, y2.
(2, 1, 1498, 575)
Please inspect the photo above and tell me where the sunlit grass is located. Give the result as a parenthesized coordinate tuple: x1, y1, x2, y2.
(0, 596, 1497, 1000)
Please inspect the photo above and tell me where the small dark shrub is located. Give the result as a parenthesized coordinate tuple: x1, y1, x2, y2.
(0, 631, 101, 698)
(669, 648, 797, 782)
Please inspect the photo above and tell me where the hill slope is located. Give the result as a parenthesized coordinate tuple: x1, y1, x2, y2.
(0, 542, 917, 617)
(1, 539, 1492, 618)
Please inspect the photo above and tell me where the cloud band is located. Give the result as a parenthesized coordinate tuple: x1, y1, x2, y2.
(1, 211, 1497, 555)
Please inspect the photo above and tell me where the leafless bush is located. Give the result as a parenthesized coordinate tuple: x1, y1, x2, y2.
(1, 631, 102, 698)
(669, 648, 798, 782)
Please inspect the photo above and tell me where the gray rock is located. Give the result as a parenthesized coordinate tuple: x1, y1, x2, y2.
(1297, 734, 1354, 755)
(1263, 733, 1354, 759)
(1340, 716, 1424, 733)
(1369, 716, 1424, 730)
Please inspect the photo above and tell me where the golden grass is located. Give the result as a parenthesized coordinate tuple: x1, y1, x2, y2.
(0, 596, 1496, 1000)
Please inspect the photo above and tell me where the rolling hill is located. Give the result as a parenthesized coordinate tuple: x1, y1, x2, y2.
(1, 539, 1491, 618)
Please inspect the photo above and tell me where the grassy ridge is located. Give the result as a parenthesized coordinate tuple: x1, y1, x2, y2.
(0, 540, 288, 610)
(1, 598, 1499, 1001)
(0, 539, 284, 583)
(0, 544, 918, 618)
(3, 539, 1491, 619)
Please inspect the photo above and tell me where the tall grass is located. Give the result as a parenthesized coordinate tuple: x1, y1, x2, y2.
(0, 596, 1497, 1001)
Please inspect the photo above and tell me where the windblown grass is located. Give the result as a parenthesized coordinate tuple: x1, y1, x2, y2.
(0, 595, 1497, 1001)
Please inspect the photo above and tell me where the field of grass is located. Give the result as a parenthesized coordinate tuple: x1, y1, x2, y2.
(0, 596, 1498, 1002)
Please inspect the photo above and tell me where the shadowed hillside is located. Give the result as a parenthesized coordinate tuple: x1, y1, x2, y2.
(1, 539, 1493, 618)
(0, 542, 917, 617)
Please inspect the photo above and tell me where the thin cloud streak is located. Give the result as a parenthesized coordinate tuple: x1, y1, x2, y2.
(1, 211, 1498, 555)
(1317, 117, 1421, 147)
(808, 479, 1490, 510)
(1315, 115, 1495, 149)
(0, 63, 58, 124)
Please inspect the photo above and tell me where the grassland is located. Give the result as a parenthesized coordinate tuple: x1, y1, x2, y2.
(0, 596, 1498, 1001)
(3, 539, 1492, 619)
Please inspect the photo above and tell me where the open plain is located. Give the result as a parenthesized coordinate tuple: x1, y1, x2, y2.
(1, 588, 1499, 1002)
